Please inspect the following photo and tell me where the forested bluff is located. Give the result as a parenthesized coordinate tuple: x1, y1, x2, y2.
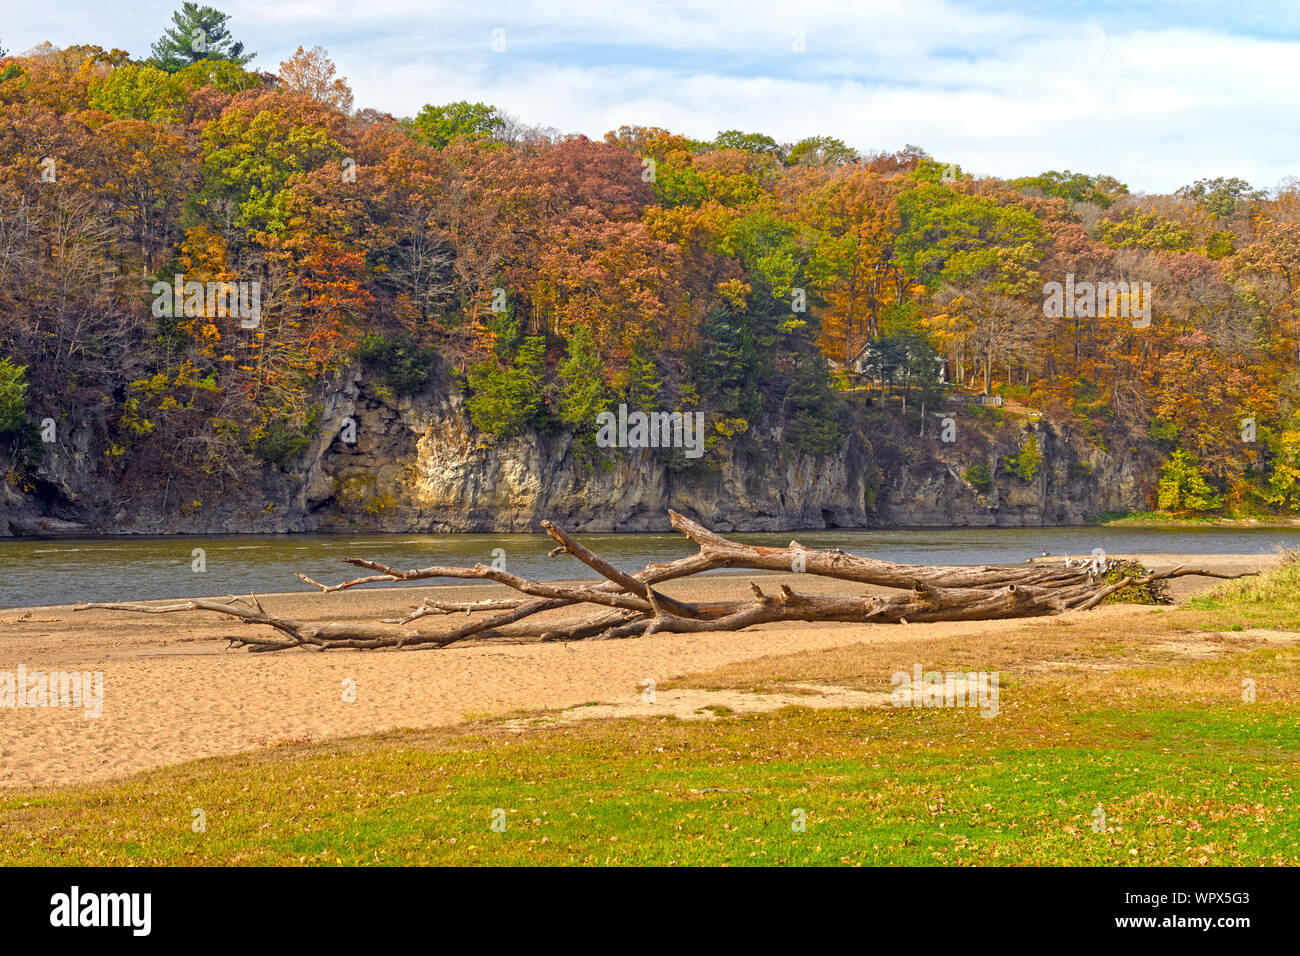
(0, 40, 1294, 535)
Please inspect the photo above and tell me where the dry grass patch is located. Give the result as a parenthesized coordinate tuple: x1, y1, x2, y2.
(664, 602, 1300, 700)
(663, 607, 1184, 695)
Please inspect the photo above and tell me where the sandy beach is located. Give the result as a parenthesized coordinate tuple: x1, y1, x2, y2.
(0, 553, 1276, 790)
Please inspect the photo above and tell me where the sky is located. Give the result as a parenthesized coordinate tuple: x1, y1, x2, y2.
(3, 0, 1299, 194)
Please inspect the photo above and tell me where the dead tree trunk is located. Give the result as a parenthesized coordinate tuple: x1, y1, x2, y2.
(78, 511, 1252, 651)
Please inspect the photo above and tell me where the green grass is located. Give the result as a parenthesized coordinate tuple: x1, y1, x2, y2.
(1096, 510, 1300, 527)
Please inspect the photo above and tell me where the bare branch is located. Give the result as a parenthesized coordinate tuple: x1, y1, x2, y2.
(83, 512, 1254, 650)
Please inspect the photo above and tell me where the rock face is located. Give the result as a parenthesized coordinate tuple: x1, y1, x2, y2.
(0, 374, 1157, 536)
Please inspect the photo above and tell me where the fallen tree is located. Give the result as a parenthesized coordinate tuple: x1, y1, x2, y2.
(79, 510, 1252, 651)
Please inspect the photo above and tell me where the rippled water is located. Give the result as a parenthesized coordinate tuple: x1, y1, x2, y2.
(2, 524, 1298, 609)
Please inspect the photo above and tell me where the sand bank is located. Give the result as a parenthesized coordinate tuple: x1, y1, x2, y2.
(0, 555, 1275, 789)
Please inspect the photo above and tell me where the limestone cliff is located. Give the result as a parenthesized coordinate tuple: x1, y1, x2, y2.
(1, 371, 1157, 536)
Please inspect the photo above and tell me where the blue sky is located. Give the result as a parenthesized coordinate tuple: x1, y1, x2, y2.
(4, 0, 1299, 193)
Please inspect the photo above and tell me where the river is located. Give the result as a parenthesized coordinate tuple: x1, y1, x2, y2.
(2, 525, 1298, 609)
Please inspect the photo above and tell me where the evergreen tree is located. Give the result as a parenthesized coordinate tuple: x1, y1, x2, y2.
(624, 347, 661, 409)
(557, 327, 608, 432)
(150, 4, 254, 72)
(465, 316, 547, 438)
(690, 305, 762, 427)
(782, 345, 846, 455)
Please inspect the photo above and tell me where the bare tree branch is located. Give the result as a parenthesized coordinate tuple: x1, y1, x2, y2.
(81, 512, 1255, 650)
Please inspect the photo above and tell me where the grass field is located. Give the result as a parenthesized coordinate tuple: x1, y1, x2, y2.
(1096, 510, 1300, 528)
(2, 562, 1298, 866)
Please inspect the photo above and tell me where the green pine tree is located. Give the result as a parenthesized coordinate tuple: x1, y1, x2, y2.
(782, 346, 846, 456)
(624, 348, 661, 409)
(689, 305, 762, 427)
(557, 327, 608, 432)
(465, 317, 547, 438)
(150, 4, 254, 72)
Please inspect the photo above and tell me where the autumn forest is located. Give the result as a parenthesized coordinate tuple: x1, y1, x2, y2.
(1, 6, 1298, 527)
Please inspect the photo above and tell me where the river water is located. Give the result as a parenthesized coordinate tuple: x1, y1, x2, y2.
(2, 525, 1299, 609)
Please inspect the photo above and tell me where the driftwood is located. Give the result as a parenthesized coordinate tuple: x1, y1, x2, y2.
(78, 510, 1252, 651)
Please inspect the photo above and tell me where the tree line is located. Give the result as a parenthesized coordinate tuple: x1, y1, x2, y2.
(0, 5, 1296, 516)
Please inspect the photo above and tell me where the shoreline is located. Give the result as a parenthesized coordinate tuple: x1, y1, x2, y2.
(1095, 514, 1300, 528)
(0, 552, 1280, 614)
(0, 552, 1279, 790)
(6, 517, 1300, 542)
